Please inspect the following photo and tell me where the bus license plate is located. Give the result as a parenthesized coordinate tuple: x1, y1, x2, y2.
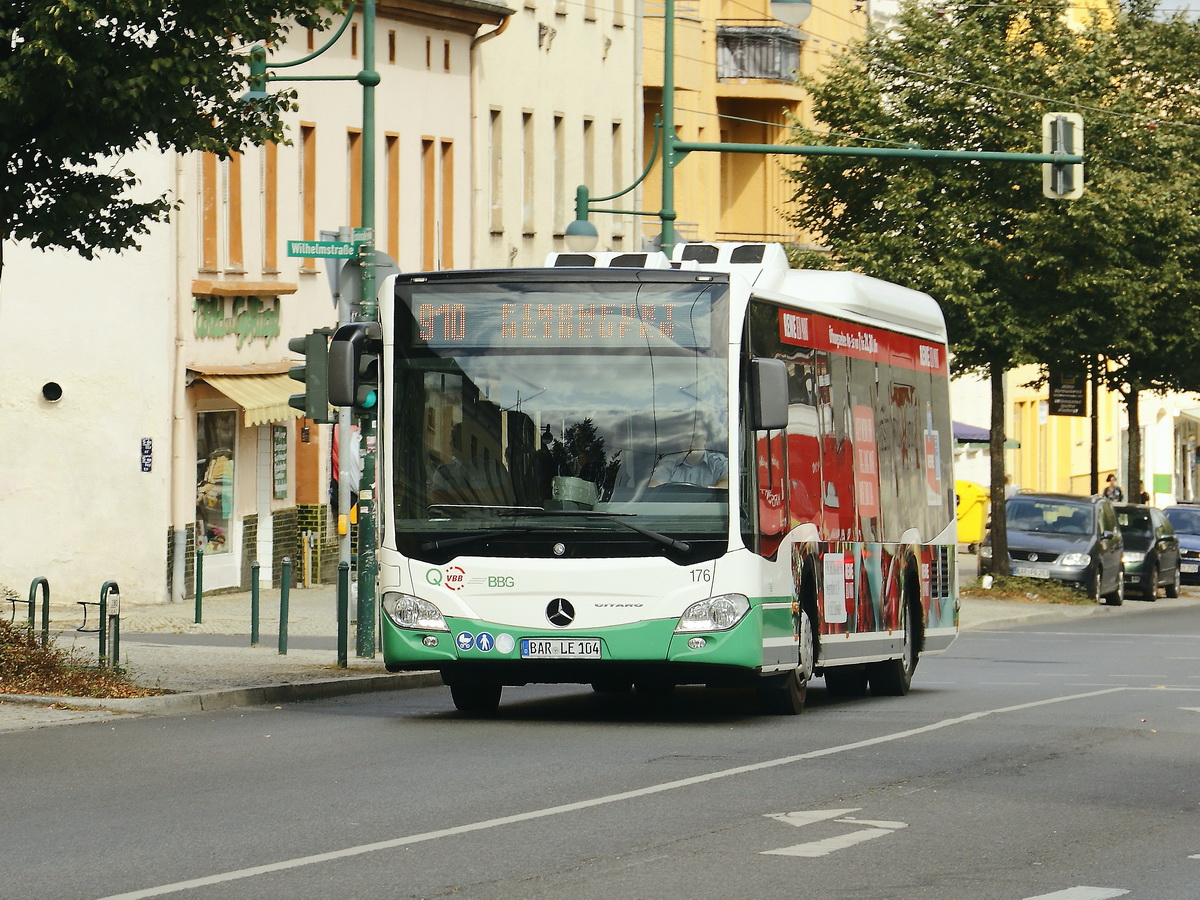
(521, 638, 601, 659)
(1013, 565, 1051, 579)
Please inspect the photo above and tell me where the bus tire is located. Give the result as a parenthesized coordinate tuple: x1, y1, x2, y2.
(591, 680, 633, 694)
(824, 666, 868, 698)
(868, 599, 917, 697)
(449, 681, 502, 713)
(758, 608, 814, 715)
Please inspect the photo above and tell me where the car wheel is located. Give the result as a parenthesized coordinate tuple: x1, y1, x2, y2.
(1089, 566, 1104, 602)
(1166, 564, 1181, 598)
(1144, 563, 1159, 601)
(1104, 566, 1125, 606)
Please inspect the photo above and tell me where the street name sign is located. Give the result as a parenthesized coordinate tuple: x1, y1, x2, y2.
(287, 240, 358, 259)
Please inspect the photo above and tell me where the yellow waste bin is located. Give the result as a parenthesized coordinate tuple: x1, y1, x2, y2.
(955, 480, 990, 550)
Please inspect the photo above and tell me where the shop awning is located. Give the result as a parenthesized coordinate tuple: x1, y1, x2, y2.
(952, 420, 1021, 449)
(193, 368, 303, 427)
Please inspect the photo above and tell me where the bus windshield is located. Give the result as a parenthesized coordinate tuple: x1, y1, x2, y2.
(388, 274, 731, 563)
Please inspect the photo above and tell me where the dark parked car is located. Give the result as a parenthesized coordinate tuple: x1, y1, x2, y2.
(1114, 504, 1180, 600)
(981, 492, 1125, 604)
(1163, 503, 1200, 584)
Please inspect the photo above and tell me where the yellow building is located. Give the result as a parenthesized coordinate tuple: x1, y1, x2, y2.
(1005, 363, 1200, 505)
(641, 0, 866, 246)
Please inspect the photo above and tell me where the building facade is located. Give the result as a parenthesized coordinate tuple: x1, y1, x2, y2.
(639, 0, 865, 247)
(0, 1, 511, 604)
(470, 0, 646, 266)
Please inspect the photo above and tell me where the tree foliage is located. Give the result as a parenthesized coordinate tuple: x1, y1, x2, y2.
(0, 1, 331, 267)
(785, 0, 1200, 382)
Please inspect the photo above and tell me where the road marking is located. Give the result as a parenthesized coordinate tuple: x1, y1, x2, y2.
(763, 827, 894, 857)
(762, 810, 908, 857)
(1022, 888, 1128, 899)
(1182, 707, 1200, 714)
(93, 687, 1147, 900)
(766, 809, 860, 827)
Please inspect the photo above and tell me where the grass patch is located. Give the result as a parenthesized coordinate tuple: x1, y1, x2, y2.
(961, 575, 1094, 605)
(0, 619, 166, 699)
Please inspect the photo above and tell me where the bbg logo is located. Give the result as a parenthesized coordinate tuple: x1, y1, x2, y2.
(487, 576, 515, 588)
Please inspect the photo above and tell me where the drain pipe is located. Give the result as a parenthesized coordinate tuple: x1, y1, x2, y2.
(469, 16, 511, 265)
(169, 148, 191, 603)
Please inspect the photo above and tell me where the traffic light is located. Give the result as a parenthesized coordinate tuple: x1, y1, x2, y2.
(1042, 112, 1084, 200)
(287, 329, 334, 423)
(328, 321, 382, 413)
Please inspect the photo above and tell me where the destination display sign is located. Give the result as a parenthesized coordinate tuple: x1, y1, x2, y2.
(401, 284, 721, 351)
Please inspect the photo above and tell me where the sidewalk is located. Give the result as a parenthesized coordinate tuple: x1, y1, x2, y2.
(1, 574, 1187, 732)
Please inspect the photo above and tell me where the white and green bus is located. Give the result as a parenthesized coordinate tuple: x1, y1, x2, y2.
(333, 242, 958, 714)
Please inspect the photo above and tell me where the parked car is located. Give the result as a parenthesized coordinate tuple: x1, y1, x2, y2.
(1113, 504, 1180, 600)
(980, 492, 1124, 604)
(1163, 503, 1200, 584)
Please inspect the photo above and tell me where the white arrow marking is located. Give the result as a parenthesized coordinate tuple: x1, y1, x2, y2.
(1021, 888, 1128, 900)
(762, 810, 908, 857)
(1181, 707, 1200, 714)
(763, 827, 893, 857)
(766, 809, 860, 828)
(837, 816, 908, 830)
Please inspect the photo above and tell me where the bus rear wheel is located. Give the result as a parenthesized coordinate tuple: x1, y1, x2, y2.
(868, 601, 917, 697)
(449, 681, 502, 713)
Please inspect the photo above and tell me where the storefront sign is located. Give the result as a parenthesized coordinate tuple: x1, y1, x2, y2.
(1049, 368, 1086, 417)
(194, 296, 281, 349)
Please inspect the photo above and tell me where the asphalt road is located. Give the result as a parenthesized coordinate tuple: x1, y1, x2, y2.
(4, 601, 1199, 900)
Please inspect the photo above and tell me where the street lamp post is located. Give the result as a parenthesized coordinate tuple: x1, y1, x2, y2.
(249, 0, 380, 658)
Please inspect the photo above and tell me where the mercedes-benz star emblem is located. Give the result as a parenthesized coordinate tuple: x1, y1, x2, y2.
(547, 598, 575, 627)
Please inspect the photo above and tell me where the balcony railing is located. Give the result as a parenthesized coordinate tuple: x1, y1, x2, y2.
(716, 23, 801, 82)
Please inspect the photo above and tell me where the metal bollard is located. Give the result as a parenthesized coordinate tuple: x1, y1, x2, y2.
(250, 560, 261, 647)
(99, 581, 120, 668)
(337, 561, 349, 668)
(195, 545, 204, 624)
(29, 577, 49, 646)
(279, 557, 291, 655)
(24, 578, 50, 648)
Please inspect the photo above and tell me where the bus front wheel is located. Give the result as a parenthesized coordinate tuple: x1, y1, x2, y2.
(449, 681, 503, 713)
(758, 608, 814, 715)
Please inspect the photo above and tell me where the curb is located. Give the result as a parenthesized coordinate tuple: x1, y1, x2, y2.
(0, 670, 443, 716)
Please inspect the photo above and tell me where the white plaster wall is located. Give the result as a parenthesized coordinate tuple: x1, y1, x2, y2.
(0, 151, 177, 603)
(472, 1, 644, 267)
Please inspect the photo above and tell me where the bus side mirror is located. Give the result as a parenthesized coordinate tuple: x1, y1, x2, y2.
(750, 357, 788, 431)
(328, 321, 382, 408)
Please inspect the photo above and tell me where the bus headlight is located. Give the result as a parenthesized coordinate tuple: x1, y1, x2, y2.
(1061, 553, 1091, 568)
(382, 592, 449, 631)
(676, 593, 750, 633)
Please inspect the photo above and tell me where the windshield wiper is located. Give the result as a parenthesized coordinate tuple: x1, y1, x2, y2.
(509, 509, 691, 553)
(420, 528, 537, 553)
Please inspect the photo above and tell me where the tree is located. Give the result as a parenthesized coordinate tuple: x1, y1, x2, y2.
(0, 1, 331, 278)
(784, 0, 1200, 568)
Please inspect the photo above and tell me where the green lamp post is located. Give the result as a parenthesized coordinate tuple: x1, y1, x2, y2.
(247, 0, 380, 659)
